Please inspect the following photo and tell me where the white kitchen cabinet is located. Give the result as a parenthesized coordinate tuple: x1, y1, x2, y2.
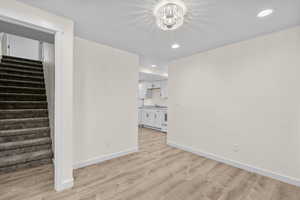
(153, 110, 162, 129)
(148, 81, 161, 89)
(139, 108, 167, 132)
(141, 109, 154, 126)
(138, 82, 152, 99)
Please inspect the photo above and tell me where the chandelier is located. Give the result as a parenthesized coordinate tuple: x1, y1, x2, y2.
(154, 0, 187, 31)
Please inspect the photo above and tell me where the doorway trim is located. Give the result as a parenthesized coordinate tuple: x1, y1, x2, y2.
(0, 2, 74, 192)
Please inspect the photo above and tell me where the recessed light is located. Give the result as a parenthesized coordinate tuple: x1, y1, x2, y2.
(151, 64, 157, 68)
(257, 9, 273, 18)
(172, 43, 180, 49)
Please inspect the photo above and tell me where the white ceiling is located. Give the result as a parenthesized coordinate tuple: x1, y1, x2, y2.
(0, 20, 54, 43)
(18, 0, 300, 67)
(139, 72, 167, 82)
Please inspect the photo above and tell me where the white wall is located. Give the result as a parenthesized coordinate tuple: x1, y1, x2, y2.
(43, 42, 55, 151)
(73, 37, 139, 168)
(0, 0, 74, 191)
(0, 33, 3, 56)
(169, 26, 300, 185)
(0, 33, 8, 56)
(7, 34, 40, 60)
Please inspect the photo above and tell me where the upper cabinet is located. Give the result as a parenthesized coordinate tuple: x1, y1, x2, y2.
(138, 80, 168, 99)
(138, 82, 151, 99)
(148, 81, 161, 89)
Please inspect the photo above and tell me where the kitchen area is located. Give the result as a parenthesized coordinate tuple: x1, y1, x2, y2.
(138, 73, 168, 133)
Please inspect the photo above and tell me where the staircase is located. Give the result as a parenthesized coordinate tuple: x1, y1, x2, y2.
(0, 55, 53, 173)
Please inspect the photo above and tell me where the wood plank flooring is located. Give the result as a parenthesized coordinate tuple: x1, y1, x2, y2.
(0, 128, 300, 200)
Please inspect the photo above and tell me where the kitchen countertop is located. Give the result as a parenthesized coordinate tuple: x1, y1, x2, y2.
(139, 105, 168, 110)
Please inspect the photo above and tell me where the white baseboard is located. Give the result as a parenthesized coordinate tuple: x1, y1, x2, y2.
(168, 141, 300, 187)
(73, 147, 139, 169)
(55, 178, 74, 192)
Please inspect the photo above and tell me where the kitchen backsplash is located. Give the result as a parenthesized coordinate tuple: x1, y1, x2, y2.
(144, 88, 168, 106)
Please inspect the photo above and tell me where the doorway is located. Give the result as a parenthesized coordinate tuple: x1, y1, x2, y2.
(0, 4, 74, 190)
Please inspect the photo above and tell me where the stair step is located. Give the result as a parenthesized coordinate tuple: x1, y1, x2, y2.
(0, 62, 43, 72)
(0, 117, 49, 131)
(0, 93, 47, 101)
(0, 73, 44, 82)
(2, 55, 42, 65)
(0, 144, 51, 157)
(0, 66, 44, 77)
(0, 158, 52, 174)
(0, 137, 51, 151)
(0, 127, 50, 143)
(0, 101, 47, 109)
(0, 149, 52, 168)
(0, 127, 50, 137)
(0, 109, 48, 120)
(0, 79, 45, 88)
(0, 56, 52, 174)
(0, 86, 46, 94)
(1, 58, 43, 68)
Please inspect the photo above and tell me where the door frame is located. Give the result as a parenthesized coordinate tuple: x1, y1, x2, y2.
(0, 7, 74, 192)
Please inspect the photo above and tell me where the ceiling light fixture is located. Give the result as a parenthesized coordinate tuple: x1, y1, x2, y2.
(151, 64, 157, 67)
(154, 0, 187, 31)
(257, 9, 273, 18)
(172, 43, 180, 49)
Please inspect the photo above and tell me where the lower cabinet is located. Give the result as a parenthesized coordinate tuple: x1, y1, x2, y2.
(139, 109, 165, 131)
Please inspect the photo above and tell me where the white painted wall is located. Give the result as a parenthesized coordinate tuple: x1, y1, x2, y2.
(0, 33, 3, 56)
(42, 42, 55, 151)
(0, 0, 75, 191)
(0, 33, 8, 56)
(168, 26, 300, 185)
(73, 37, 139, 168)
(7, 34, 39, 60)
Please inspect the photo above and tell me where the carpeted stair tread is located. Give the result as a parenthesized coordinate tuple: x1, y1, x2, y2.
(0, 73, 44, 82)
(0, 62, 43, 72)
(2, 56, 42, 64)
(0, 101, 47, 109)
(1, 58, 43, 68)
(0, 137, 51, 151)
(0, 86, 46, 94)
(0, 93, 47, 101)
(0, 56, 52, 173)
(0, 149, 52, 168)
(0, 109, 48, 120)
(0, 66, 44, 77)
(0, 117, 49, 131)
(0, 144, 51, 157)
(0, 79, 45, 88)
(0, 127, 50, 137)
(0, 158, 52, 174)
(0, 133, 50, 144)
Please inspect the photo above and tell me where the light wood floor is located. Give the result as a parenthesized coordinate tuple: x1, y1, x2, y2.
(0, 128, 300, 200)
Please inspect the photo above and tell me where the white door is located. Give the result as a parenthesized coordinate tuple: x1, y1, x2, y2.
(7, 34, 40, 60)
(142, 110, 149, 125)
(146, 110, 154, 127)
(153, 110, 162, 128)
